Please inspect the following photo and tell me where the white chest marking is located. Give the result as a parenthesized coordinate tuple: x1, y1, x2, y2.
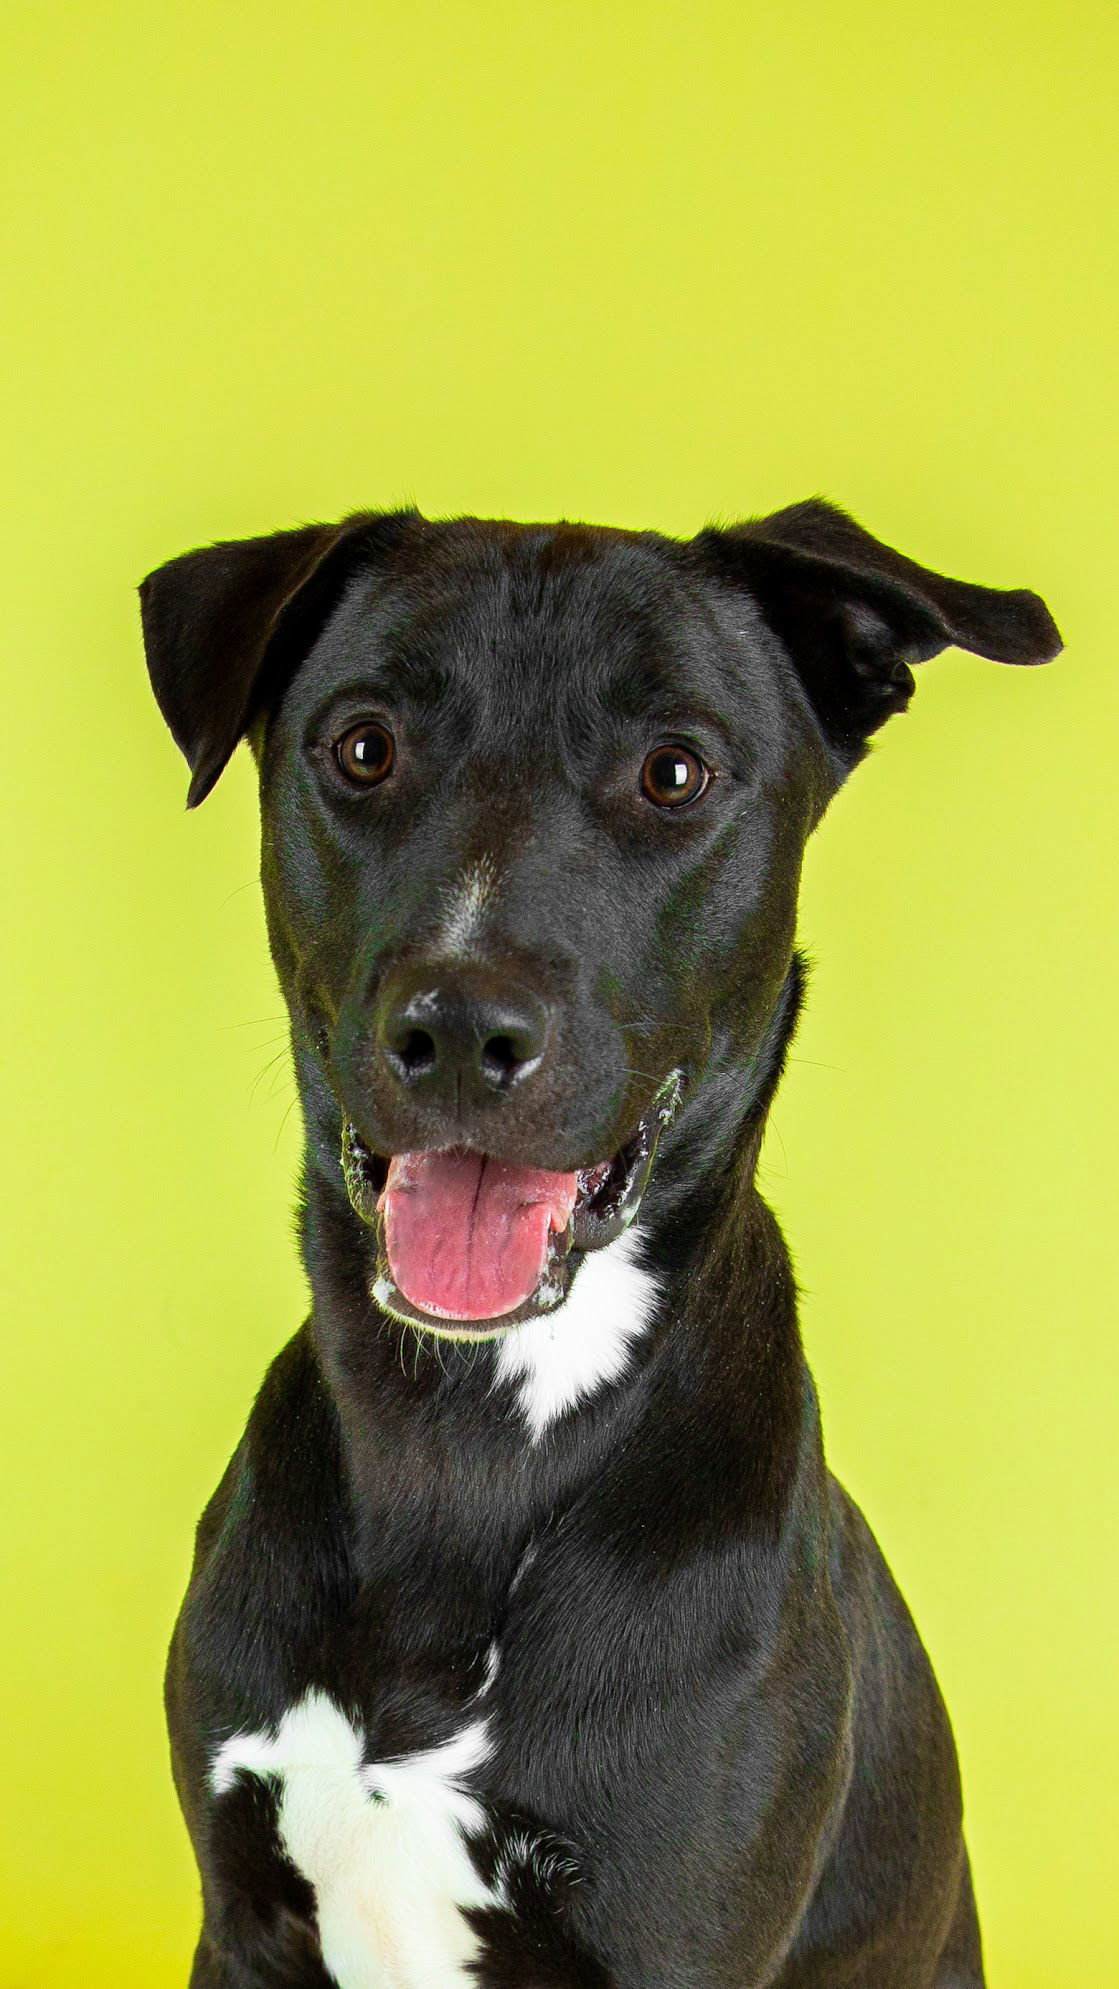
(493, 1225, 660, 1439)
(210, 1693, 496, 1989)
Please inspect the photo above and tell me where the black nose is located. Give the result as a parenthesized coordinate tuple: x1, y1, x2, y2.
(376, 968, 551, 1104)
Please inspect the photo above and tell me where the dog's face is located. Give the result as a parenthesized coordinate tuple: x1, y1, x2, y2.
(141, 504, 1058, 1335)
(256, 522, 824, 1330)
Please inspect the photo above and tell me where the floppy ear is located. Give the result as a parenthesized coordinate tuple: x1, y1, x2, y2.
(139, 510, 417, 806)
(693, 499, 1061, 771)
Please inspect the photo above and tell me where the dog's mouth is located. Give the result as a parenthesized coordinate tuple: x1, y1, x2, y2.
(341, 1072, 683, 1338)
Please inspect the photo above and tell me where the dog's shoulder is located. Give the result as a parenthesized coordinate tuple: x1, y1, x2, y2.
(194, 1324, 346, 1557)
(168, 1326, 355, 1735)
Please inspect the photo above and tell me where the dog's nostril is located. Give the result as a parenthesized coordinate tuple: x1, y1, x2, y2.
(397, 1028, 437, 1076)
(481, 1032, 535, 1083)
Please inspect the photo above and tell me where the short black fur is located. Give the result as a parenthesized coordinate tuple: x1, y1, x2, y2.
(141, 501, 1059, 1987)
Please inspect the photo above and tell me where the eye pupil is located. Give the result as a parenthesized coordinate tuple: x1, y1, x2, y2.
(641, 745, 709, 808)
(337, 723, 395, 786)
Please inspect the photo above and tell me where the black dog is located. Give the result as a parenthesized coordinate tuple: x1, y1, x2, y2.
(141, 500, 1059, 1988)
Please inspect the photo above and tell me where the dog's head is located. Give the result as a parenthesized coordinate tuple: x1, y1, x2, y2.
(140, 504, 1058, 1337)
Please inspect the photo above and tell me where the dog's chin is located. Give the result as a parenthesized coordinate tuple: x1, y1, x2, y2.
(340, 1072, 683, 1341)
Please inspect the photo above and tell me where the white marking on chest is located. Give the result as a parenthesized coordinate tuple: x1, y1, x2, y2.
(436, 859, 498, 957)
(493, 1225, 660, 1439)
(210, 1693, 496, 1989)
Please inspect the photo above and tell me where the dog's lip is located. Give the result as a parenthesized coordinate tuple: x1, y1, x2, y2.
(340, 1070, 684, 1335)
(567, 1077, 682, 1252)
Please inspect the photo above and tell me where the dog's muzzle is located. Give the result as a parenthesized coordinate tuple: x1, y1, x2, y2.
(341, 1071, 684, 1337)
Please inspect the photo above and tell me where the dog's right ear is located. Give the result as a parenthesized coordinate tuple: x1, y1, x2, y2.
(139, 511, 417, 806)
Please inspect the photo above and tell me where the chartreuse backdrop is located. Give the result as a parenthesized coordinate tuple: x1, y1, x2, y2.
(2, 2, 1116, 1983)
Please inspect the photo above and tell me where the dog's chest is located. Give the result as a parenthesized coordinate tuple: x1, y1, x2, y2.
(211, 1693, 497, 1988)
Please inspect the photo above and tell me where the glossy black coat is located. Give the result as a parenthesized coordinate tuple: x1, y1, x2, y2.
(141, 503, 1059, 1986)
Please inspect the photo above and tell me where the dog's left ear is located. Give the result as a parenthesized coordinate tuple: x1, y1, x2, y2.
(139, 511, 416, 806)
(693, 500, 1061, 771)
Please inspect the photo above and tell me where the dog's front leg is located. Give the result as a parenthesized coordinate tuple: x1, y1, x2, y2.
(187, 1921, 335, 1989)
(466, 1882, 617, 1988)
(482, 1518, 855, 1986)
(188, 1934, 250, 1989)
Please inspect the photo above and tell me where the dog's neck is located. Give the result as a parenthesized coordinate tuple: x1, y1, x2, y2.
(289, 954, 811, 1634)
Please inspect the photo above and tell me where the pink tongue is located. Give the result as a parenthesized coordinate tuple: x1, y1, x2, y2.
(378, 1150, 579, 1322)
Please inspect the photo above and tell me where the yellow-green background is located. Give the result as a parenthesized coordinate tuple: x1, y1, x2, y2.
(2, 3, 1115, 1982)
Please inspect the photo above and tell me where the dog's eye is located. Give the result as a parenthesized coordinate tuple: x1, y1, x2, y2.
(335, 723, 395, 787)
(640, 745, 710, 809)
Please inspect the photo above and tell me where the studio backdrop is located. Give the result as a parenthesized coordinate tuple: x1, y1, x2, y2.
(1, 4, 1115, 1984)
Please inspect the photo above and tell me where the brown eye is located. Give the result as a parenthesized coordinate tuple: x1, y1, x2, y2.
(640, 744, 710, 809)
(335, 722, 395, 787)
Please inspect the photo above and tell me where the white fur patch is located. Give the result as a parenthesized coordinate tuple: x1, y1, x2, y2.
(493, 1225, 660, 1439)
(493, 1827, 582, 1902)
(210, 1693, 496, 1988)
(436, 860, 498, 957)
